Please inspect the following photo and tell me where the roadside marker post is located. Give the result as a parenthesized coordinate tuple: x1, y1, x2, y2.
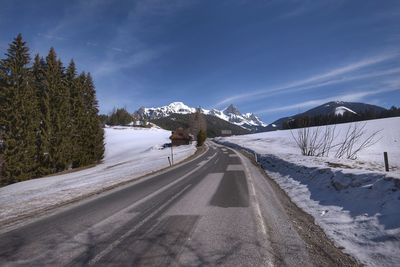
(171, 144, 174, 165)
(384, 152, 389, 172)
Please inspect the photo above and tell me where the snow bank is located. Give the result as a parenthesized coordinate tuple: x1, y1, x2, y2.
(216, 117, 400, 266)
(0, 127, 196, 227)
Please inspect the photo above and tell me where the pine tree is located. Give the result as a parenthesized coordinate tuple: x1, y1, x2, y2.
(45, 48, 71, 172)
(0, 35, 105, 185)
(0, 34, 39, 183)
(66, 60, 86, 167)
(108, 107, 132, 126)
(32, 54, 52, 176)
(82, 73, 104, 163)
(74, 72, 90, 166)
(196, 129, 207, 147)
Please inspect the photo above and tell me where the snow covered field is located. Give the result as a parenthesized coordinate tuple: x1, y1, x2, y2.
(0, 127, 196, 227)
(216, 117, 400, 266)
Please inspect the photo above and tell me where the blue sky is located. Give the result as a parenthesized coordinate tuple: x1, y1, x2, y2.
(1, 0, 399, 122)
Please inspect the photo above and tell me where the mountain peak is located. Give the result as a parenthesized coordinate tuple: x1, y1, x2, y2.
(166, 101, 192, 111)
(223, 104, 241, 116)
(134, 102, 267, 131)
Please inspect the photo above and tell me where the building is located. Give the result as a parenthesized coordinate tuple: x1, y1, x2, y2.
(170, 128, 193, 146)
(221, 129, 232, 137)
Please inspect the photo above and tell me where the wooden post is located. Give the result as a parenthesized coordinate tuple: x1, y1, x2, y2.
(384, 152, 389, 172)
(254, 152, 258, 163)
(171, 144, 174, 165)
(168, 156, 172, 167)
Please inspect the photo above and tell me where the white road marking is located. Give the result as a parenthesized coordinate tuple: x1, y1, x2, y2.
(86, 152, 217, 264)
(232, 153, 267, 236)
(89, 184, 191, 265)
(226, 164, 244, 171)
(228, 154, 238, 158)
(233, 150, 274, 267)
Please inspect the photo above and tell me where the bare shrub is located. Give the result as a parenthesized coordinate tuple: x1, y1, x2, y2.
(291, 125, 336, 157)
(291, 122, 382, 159)
(334, 122, 382, 160)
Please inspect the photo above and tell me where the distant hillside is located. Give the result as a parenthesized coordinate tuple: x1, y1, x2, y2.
(151, 113, 250, 137)
(265, 101, 388, 131)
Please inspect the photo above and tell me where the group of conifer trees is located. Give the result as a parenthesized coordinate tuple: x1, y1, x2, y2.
(0, 34, 104, 185)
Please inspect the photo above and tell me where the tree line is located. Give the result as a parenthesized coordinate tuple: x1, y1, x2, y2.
(0, 34, 104, 185)
(100, 107, 133, 126)
(283, 107, 400, 129)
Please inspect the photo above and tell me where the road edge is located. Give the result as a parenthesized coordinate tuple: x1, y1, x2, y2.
(217, 141, 362, 267)
(0, 144, 209, 234)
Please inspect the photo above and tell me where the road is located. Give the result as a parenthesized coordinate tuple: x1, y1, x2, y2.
(0, 142, 359, 266)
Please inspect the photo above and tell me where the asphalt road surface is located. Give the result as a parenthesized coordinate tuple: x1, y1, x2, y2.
(0, 142, 359, 266)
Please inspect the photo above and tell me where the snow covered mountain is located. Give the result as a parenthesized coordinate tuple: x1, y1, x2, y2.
(265, 101, 387, 131)
(134, 102, 267, 130)
(135, 102, 196, 119)
(298, 101, 385, 117)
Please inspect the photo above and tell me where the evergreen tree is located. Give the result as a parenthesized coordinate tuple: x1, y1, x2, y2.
(45, 48, 71, 172)
(108, 108, 133, 126)
(196, 129, 207, 147)
(0, 34, 39, 183)
(0, 35, 105, 185)
(32, 54, 52, 176)
(82, 73, 104, 163)
(65, 60, 84, 168)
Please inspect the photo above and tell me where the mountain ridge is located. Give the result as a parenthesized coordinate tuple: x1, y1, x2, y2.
(134, 101, 267, 131)
(132, 100, 389, 133)
(264, 101, 387, 131)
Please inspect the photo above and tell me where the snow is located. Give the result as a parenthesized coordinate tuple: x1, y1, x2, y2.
(139, 101, 267, 129)
(144, 101, 197, 116)
(216, 117, 400, 266)
(0, 127, 196, 227)
(335, 106, 357, 116)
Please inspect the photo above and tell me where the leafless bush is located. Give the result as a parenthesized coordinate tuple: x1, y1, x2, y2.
(291, 125, 337, 157)
(291, 122, 382, 159)
(334, 122, 382, 160)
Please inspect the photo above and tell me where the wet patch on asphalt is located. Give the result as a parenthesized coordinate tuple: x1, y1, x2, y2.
(209, 171, 249, 208)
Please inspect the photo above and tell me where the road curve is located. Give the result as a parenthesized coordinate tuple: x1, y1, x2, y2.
(0, 142, 358, 266)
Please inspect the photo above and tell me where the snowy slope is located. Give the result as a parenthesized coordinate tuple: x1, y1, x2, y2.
(134, 102, 267, 129)
(0, 127, 196, 227)
(335, 106, 357, 116)
(267, 101, 386, 130)
(216, 117, 400, 266)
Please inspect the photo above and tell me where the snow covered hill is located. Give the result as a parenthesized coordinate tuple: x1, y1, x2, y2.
(266, 101, 387, 131)
(134, 102, 267, 130)
(216, 117, 400, 266)
(0, 127, 196, 227)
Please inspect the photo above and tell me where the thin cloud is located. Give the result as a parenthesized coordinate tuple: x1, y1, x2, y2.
(279, 0, 344, 19)
(110, 47, 124, 53)
(37, 33, 66, 41)
(86, 42, 98, 47)
(93, 47, 167, 76)
(255, 85, 400, 115)
(215, 53, 399, 107)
